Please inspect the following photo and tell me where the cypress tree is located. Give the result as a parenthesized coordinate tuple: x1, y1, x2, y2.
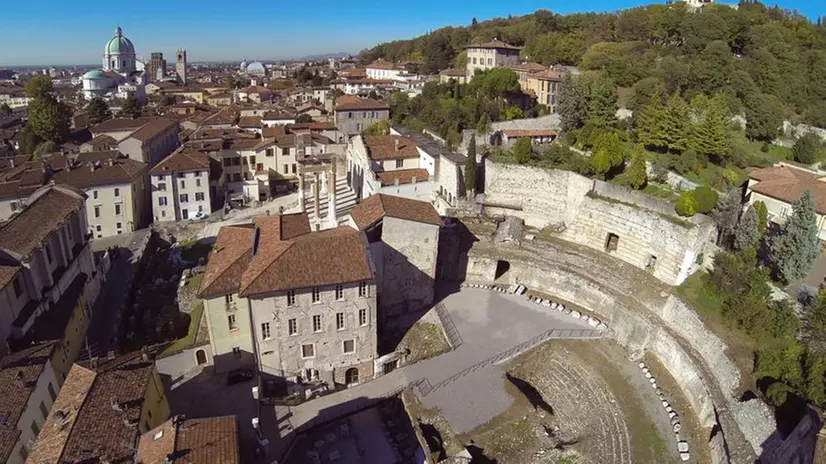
(662, 93, 689, 154)
(771, 189, 820, 282)
(636, 88, 667, 151)
(588, 75, 618, 128)
(690, 93, 731, 163)
(464, 137, 478, 196)
(626, 144, 648, 190)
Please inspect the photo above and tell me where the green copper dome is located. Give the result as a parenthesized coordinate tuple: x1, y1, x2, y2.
(105, 26, 135, 55)
(83, 70, 106, 79)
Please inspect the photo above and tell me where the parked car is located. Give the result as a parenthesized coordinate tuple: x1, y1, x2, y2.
(190, 211, 208, 221)
(227, 368, 254, 385)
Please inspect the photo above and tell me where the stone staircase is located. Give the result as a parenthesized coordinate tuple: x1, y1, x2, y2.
(303, 177, 358, 221)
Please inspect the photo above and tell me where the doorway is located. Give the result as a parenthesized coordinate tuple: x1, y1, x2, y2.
(494, 260, 510, 280)
(195, 349, 207, 366)
(345, 368, 359, 386)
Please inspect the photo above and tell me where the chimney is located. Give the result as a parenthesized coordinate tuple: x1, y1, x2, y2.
(89, 162, 95, 172)
(107, 158, 114, 167)
(8, 159, 13, 168)
(394, 139, 400, 152)
(15, 371, 25, 389)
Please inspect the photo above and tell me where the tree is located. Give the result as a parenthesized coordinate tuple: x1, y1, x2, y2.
(713, 188, 741, 247)
(295, 114, 314, 123)
(423, 33, 456, 74)
(120, 94, 142, 118)
(33, 140, 58, 157)
(363, 119, 390, 136)
(793, 133, 823, 165)
(87, 97, 112, 126)
(557, 74, 590, 131)
(513, 137, 532, 164)
(662, 92, 689, 153)
(745, 93, 784, 141)
(465, 137, 478, 196)
(27, 95, 70, 144)
(693, 185, 719, 214)
(16, 126, 41, 155)
(476, 112, 490, 135)
(587, 74, 617, 128)
(626, 144, 647, 190)
(24, 76, 53, 99)
(675, 191, 697, 217)
(636, 87, 667, 150)
(771, 189, 820, 282)
(591, 131, 623, 178)
(734, 206, 760, 251)
(689, 93, 731, 163)
(753, 200, 768, 235)
(502, 105, 524, 121)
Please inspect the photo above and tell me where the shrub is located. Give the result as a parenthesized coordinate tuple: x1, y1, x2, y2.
(693, 185, 719, 214)
(675, 191, 697, 217)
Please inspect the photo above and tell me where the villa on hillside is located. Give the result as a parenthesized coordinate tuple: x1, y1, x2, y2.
(745, 163, 826, 240)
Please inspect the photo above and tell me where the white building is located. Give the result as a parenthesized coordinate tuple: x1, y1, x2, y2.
(81, 26, 148, 102)
(346, 134, 434, 203)
(149, 150, 213, 222)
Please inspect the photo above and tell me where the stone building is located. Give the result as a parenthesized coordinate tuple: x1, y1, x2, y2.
(349, 194, 441, 318)
(175, 49, 187, 85)
(199, 212, 378, 389)
(149, 149, 213, 222)
(333, 95, 390, 141)
(346, 134, 433, 202)
(465, 39, 520, 80)
(117, 117, 180, 168)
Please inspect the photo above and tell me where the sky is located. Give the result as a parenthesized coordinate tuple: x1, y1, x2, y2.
(0, 0, 822, 66)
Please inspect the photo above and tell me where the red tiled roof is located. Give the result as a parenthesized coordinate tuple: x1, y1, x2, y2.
(377, 168, 430, 186)
(467, 39, 521, 50)
(748, 165, 826, 215)
(334, 95, 389, 111)
(137, 416, 239, 464)
(364, 135, 419, 160)
(149, 150, 210, 175)
(350, 194, 441, 230)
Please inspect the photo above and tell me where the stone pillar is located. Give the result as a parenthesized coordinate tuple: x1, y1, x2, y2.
(328, 163, 337, 225)
(298, 174, 305, 212)
(313, 172, 321, 217)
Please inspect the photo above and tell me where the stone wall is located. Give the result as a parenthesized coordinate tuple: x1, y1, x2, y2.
(463, 234, 771, 463)
(481, 160, 716, 285)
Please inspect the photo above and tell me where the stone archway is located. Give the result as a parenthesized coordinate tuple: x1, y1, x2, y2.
(195, 349, 207, 366)
(345, 367, 359, 386)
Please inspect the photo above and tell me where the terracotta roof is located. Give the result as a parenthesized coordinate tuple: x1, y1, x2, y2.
(0, 155, 32, 171)
(25, 352, 160, 464)
(377, 168, 430, 186)
(137, 416, 240, 464)
(0, 342, 55, 462)
(440, 68, 467, 77)
(529, 68, 565, 80)
(0, 185, 85, 260)
(82, 134, 117, 149)
(364, 135, 419, 160)
(127, 117, 177, 143)
(509, 62, 547, 73)
(262, 111, 295, 120)
(501, 129, 558, 137)
(262, 125, 287, 138)
(149, 150, 210, 175)
(240, 225, 372, 297)
(350, 194, 442, 230)
(91, 117, 154, 134)
(288, 122, 337, 131)
(52, 151, 147, 189)
(199, 225, 254, 299)
(334, 95, 389, 111)
(237, 116, 262, 128)
(467, 39, 521, 50)
(748, 165, 826, 215)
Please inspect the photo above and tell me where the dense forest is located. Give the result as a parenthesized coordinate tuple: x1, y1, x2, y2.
(361, 2, 826, 127)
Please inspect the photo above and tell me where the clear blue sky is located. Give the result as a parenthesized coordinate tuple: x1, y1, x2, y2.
(0, 0, 821, 66)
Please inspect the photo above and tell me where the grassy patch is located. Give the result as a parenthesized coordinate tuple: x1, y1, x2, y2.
(160, 303, 204, 357)
(642, 183, 677, 201)
(185, 273, 203, 292)
(400, 321, 451, 364)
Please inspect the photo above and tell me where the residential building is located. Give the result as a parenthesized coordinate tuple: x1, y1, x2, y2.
(136, 415, 240, 464)
(117, 117, 180, 167)
(79, 134, 117, 153)
(746, 163, 826, 239)
(524, 68, 565, 112)
(149, 150, 213, 222)
(349, 194, 441, 318)
(365, 60, 405, 81)
(465, 39, 521, 80)
(346, 134, 433, 202)
(90, 117, 156, 142)
(509, 61, 547, 88)
(0, 343, 60, 464)
(25, 352, 170, 464)
(200, 213, 379, 389)
(439, 68, 468, 85)
(237, 86, 273, 104)
(333, 96, 390, 141)
(0, 185, 100, 369)
(207, 92, 232, 107)
(261, 111, 296, 127)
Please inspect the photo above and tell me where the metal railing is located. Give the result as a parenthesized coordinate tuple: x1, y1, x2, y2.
(433, 302, 463, 349)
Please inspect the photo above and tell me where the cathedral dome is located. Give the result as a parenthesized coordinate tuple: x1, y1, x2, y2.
(105, 26, 135, 55)
(83, 69, 106, 80)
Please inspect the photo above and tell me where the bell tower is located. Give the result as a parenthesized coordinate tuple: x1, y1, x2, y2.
(176, 49, 187, 85)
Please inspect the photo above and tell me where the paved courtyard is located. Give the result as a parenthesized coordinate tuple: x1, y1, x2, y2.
(279, 288, 600, 442)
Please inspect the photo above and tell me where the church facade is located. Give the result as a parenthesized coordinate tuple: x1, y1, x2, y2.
(82, 26, 148, 102)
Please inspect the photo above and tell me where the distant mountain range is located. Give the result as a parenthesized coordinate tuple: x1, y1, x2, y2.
(294, 52, 353, 61)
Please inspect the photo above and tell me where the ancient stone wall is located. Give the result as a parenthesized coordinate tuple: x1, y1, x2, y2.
(481, 160, 716, 285)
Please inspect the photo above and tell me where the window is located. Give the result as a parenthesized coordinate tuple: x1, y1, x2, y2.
(228, 314, 237, 331)
(177, 172, 185, 178)
(358, 281, 367, 297)
(232, 347, 241, 359)
(292, 164, 297, 174)
(196, 179, 201, 187)
(283, 165, 289, 174)
(343, 340, 355, 354)
(286, 290, 296, 306)
(359, 308, 367, 326)
(93, 190, 98, 200)
(336, 312, 345, 330)
(158, 196, 167, 206)
(311, 287, 320, 303)
(48, 383, 56, 401)
(261, 322, 271, 340)
(94, 205, 101, 218)
(180, 194, 189, 203)
(116, 222, 122, 230)
(335, 284, 343, 300)
(44, 244, 52, 263)
(114, 188, 120, 197)
(39, 401, 48, 419)
(30, 420, 39, 437)
(114, 204, 121, 215)
(472, 57, 477, 64)
(256, 163, 264, 173)
(12, 276, 22, 298)
(487, 58, 492, 66)
(226, 294, 234, 305)
(282, 148, 289, 156)
(266, 148, 274, 157)
(158, 182, 166, 191)
(288, 318, 297, 335)
(301, 344, 315, 358)
(96, 225, 102, 232)
(194, 171, 202, 177)
(312, 315, 322, 332)
(395, 159, 403, 169)
(195, 192, 205, 201)
(180, 180, 186, 189)
(249, 156, 256, 165)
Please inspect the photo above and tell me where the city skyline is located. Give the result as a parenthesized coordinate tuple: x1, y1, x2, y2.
(2, 0, 822, 67)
